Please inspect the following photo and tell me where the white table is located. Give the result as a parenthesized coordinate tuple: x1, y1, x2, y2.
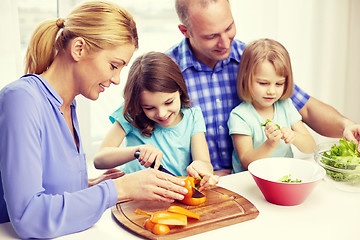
(1, 170, 359, 240)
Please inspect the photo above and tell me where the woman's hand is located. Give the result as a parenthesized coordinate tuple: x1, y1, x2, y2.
(88, 168, 125, 187)
(136, 145, 163, 169)
(114, 169, 188, 203)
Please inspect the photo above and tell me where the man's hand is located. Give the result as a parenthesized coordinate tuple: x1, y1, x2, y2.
(343, 124, 360, 152)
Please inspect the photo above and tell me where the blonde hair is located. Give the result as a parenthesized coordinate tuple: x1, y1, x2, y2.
(25, 0, 138, 74)
(237, 38, 294, 102)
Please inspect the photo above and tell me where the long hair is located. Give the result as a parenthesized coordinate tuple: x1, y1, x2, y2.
(237, 38, 294, 102)
(24, 0, 138, 74)
(123, 51, 191, 137)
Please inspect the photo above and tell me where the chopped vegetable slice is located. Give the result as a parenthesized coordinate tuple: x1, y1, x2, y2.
(135, 208, 152, 216)
(150, 211, 187, 226)
(144, 218, 155, 231)
(261, 119, 280, 129)
(144, 218, 170, 235)
(278, 174, 302, 183)
(167, 206, 200, 220)
(151, 223, 170, 235)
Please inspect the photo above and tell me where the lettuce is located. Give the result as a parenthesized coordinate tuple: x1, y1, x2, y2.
(277, 174, 302, 183)
(261, 119, 280, 129)
(321, 138, 360, 184)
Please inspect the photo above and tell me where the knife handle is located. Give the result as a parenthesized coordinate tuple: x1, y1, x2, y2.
(134, 151, 167, 173)
(134, 151, 158, 169)
(150, 160, 164, 171)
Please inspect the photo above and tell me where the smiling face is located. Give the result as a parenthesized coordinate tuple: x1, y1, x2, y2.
(140, 90, 183, 128)
(251, 60, 286, 111)
(76, 44, 135, 100)
(184, 0, 236, 68)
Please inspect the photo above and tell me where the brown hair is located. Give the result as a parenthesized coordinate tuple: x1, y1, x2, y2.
(237, 38, 294, 102)
(123, 51, 191, 137)
(24, 0, 138, 74)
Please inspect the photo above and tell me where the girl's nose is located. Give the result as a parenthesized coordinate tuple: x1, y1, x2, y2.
(267, 86, 275, 94)
(156, 108, 167, 118)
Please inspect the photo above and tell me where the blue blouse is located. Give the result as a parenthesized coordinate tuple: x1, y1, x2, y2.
(0, 75, 117, 238)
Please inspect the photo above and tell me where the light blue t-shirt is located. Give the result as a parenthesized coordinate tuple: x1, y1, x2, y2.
(228, 99, 302, 173)
(110, 105, 206, 176)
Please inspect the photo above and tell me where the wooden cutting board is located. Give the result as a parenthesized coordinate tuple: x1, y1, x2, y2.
(112, 186, 259, 239)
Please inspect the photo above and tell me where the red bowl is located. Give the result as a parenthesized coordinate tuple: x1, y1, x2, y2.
(248, 158, 326, 206)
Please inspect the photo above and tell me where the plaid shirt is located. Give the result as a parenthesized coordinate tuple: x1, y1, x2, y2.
(166, 38, 310, 171)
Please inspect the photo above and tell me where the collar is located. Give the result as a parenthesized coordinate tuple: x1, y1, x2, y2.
(177, 38, 242, 72)
(21, 74, 76, 111)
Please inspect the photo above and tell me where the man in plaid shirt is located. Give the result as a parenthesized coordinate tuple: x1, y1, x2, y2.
(167, 0, 360, 175)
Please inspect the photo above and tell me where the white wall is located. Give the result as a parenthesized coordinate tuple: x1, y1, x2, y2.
(231, 0, 360, 145)
(1, 0, 359, 161)
(0, 0, 22, 89)
(231, 0, 359, 124)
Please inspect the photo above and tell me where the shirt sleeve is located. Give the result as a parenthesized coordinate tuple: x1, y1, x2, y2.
(291, 84, 310, 111)
(190, 107, 206, 136)
(227, 105, 253, 136)
(0, 86, 118, 239)
(284, 98, 303, 126)
(109, 103, 132, 134)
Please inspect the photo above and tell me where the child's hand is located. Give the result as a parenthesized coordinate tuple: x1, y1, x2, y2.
(186, 160, 219, 190)
(136, 145, 163, 169)
(264, 122, 282, 147)
(280, 127, 295, 144)
(197, 175, 220, 191)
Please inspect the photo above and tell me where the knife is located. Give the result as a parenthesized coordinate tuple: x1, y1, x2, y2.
(134, 151, 205, 198)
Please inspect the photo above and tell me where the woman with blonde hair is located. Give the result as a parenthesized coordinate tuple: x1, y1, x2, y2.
(0, 1, 188, 238)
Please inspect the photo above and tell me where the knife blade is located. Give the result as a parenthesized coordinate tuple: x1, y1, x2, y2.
(134, 151, 205, 198)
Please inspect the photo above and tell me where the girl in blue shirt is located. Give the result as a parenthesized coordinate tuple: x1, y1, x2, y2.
(228, 39, 316, 172)
(94, 51, 219, 187)
(0, 2, 188, 239)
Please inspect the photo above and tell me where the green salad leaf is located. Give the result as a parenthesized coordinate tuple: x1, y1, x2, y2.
(261, 119, 280, 129)
(277, 174, 302, 183)
(321, 138, 360, 183)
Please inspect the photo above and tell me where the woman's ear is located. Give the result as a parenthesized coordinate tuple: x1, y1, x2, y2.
(70, 37, 86, 61)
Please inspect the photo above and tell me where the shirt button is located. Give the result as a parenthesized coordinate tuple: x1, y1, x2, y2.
(219, 125, 224, 130)
(216, 98, 221, 103)
(222, 152, 226, 156)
